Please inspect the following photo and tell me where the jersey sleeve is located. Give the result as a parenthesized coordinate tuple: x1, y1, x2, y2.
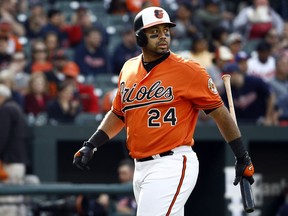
(112, 71, 124, 117)
(186, 62, 223, 110)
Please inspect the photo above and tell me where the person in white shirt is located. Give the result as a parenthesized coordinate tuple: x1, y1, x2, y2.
(247, 40, 276, 82)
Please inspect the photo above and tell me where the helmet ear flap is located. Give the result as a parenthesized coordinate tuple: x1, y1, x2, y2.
(136, 30, 147, 47)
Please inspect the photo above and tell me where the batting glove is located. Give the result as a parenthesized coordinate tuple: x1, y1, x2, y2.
(234, 151, 255, 186)
(73, 141, 96, 170)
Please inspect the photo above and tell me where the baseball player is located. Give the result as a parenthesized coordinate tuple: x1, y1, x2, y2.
(73, 6, 255, 216)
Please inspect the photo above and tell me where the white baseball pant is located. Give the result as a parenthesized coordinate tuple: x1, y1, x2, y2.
(133, 145, 199, 216)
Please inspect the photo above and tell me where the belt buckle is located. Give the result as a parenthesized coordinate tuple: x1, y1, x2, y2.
(152, 154, 161, 159)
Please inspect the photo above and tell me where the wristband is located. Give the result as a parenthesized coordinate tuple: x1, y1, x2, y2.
(228, 137, 246, 158)
(87, 129, 109, 148)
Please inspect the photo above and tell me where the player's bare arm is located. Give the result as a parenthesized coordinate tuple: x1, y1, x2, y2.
(208, 105, 241, 142)
(209, 105, 255, 185)
(73, 111, 124, 170)
(264, 92, 276, 125)
(96, 110, 125, 139)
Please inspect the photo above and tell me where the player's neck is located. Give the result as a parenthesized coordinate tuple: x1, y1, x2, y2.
(142, 48, 170, 63)
(142, 51, 170, 63)
(142, 52, 170, 72)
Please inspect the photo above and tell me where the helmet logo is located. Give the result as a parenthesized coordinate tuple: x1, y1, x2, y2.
(154, 10, 164, 19)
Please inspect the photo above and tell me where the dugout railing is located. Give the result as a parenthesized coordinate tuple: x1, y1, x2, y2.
(1, 124, 287, 216)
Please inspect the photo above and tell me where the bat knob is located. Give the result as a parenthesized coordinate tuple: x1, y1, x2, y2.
(240, 178, 255, 213)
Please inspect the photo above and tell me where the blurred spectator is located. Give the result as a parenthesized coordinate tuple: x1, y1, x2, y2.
(0, 69, 24, 108)
(65, 3, 109, 48)
(0, 30, 11, 70)
(62, 61, 101, 114)
(17, 0, 28, 14)
(47, 79, 81, 124)
(113, 159, 137, 215)
(24, 72, 50, 117)
(197, 45, 233, 124)
(126, 0, 160, 14)
(111, 25, 141, 75)
(44, 49, 68, 97)
(62, 61, 80, 79)
(74, 27, 111, 78)
(247, 40, 276, 82)
(278, 0, 288, 20)
(263, 27, 282, 57)
(268, 55, 288, 125)
(0, 84, 30, 216)
(9, 51, 30, 95)
(39, 8, 68, 47)
(0, 0, 25, 36)
(43, 31, 59, 60)
(279, 21, 288, 50)
(208, 25, 229, 52)
(195, 0, 234, 38)
(276, 95, 288, 126)
(233, 0, 284, 40)
(226, 32, 244, 56)
(206, 45, 234, 94)
(234, 50, 250, 74)
(170, 2, 204, 40)
(105, 0, 128, 15)
(276, 187, 288, 216)
(102, 87, 117, 113)
(221, 62, 276, 125)
(268, 55, 288, 100)
(28, 39, 53, 73)
(177, 33, 214, 68)
(0, 20, 23, 55)
(24, 2, 47, 39)
(178, 0, 203, 8)
(101, 159, 137, 215)
(106, 0, 160, 15)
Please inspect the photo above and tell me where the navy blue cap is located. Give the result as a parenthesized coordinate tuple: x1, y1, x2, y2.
(222, 62, 240, 74)
(235, 51, 249, 62)
(256, 40, 271, 52)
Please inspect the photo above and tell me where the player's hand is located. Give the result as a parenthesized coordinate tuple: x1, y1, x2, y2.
(73, 141, 96, 170)
(234, 151, 255, 186)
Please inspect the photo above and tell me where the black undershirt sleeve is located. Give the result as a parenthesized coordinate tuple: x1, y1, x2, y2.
(203, 108, 217, 115)
(112, 110, 124, 122)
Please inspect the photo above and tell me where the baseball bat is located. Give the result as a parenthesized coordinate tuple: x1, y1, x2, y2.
(222, 74, 255, 213)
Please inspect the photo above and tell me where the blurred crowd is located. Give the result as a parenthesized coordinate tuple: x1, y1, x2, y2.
(0, 0, 287, 126)
(0, 1, 288, 215)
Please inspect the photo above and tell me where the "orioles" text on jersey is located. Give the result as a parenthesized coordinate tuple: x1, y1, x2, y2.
(120, 80, 174, 112)
(112, 52, 223, 159)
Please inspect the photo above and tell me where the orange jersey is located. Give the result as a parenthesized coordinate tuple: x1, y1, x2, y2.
(112, 52, 223, 159)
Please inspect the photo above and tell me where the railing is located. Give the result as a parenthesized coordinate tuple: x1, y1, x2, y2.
(0, 183, 133, 195)
(0, 183, 135, 216)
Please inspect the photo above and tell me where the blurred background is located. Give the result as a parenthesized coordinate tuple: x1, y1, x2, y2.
(0, 0, 288, 215)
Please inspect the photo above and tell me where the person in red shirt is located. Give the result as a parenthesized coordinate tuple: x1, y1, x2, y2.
(24, 72, 51, 117)
(29, 40, 53, 73)
(62, 61, 100, 114)
(126, 0, 160, 14)
(0, 19, 23, 54)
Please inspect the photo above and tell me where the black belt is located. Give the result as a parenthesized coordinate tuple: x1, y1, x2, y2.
(136, 150, 174, 162)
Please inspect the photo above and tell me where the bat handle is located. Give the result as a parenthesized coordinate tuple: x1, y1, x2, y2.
(240, 178, 255, 213)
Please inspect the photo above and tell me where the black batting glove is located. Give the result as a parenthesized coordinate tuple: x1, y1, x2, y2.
(73, 141, 96, 170)
(234, 151, 255, 186)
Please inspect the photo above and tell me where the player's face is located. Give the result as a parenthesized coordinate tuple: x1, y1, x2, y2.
(143, 24, 171, 56)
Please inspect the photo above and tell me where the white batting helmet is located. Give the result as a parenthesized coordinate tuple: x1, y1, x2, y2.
(134, 7, 176, 47)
